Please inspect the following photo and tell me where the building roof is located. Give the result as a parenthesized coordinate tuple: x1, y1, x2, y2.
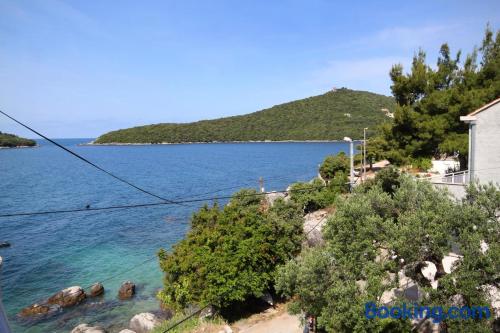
(467, 97, 500, 116)
(460, 97, 500, 122)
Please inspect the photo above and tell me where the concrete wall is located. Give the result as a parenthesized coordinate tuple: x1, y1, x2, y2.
(474, 103, 500, 185)
(432, 183, 467, 201)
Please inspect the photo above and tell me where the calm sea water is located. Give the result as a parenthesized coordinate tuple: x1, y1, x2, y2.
(0, 139, 349, 333)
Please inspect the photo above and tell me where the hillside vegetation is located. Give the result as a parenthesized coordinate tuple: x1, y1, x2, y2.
(95, 88, 394, 144)
(0, 131, 36, 147)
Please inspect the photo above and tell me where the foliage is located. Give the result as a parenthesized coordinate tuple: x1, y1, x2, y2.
(410, 157, 432, 172)
(158, 189, 304, 310)
(370, 27, 500, 166)
(95, 89, 394, 143)
(289, 177, 346, 213)
(276, 175, 500, 332)
(0, 131, 36, 147)
(319, 152, 349, 181)
(373, 166, 401, 195)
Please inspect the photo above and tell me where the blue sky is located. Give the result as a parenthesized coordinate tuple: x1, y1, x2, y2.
(1, 0, 499, 138)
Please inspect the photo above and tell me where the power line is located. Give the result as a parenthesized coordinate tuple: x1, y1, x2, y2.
(0, 109, 186, 206)
(0, 184, 334, 218)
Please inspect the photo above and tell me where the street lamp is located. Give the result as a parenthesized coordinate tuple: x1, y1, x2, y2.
(363, 128, 368, 183)
(344, 137, 354, 190)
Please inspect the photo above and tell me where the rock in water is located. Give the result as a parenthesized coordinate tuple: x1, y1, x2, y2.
(47, 286, 86, 308)
(18, 303, 61, 317)
(89, 283, 104, 297)
(71, 323, 107, 333)
(129, 312, 160, 333)
(118, 281, 136, 300)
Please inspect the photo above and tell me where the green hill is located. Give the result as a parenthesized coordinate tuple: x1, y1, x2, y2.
(0, 132, 36, 147)
(95, 88, 395, 144)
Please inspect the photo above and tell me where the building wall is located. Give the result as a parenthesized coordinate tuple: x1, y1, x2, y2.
(474, 103, 500, 185)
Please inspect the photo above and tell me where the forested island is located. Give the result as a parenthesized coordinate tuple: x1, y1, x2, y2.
(0, 131, 36, 148)
(94, 89, 395, 144)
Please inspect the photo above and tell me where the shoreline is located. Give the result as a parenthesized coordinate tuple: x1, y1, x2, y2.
(0, 145, 39, 150)
(81, 139, 362, 146)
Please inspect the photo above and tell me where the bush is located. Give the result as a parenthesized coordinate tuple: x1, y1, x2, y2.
(372, 166, 401, 195)
(158, 189, 304, 310)
(289, 178, 344, 213)
(276, 176, 500, 332)
(410, 157, 432, 171)
(319, 152, 349, 181)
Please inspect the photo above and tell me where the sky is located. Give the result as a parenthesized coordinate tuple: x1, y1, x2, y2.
(0, 0, 499, 138)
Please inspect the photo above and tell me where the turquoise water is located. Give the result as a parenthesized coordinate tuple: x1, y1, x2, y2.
(0, 139, 349, 332)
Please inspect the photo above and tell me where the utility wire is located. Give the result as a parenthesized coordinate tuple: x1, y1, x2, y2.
(0, 110, 186, 206)
(0, 184, 337, 218)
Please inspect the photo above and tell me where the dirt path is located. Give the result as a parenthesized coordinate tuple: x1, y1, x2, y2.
(232, 304, 302, 333)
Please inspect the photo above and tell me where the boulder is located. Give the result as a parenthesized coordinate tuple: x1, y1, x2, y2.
(375, 248, 390, 263)
(449, 294, 466, 307)
(118, 281, 136, 300)
(265, 192, 287, 206)
(47, 286, 86, 308)
(118, 330, 136, 333)
(217, 325, 232, 333)
(19, 303, 60, 317)
(420, 261, 438, 289)
(199, 305, 215, 319)
(480, 240, 489, 254)
(398, 271, 423, 301)
(89, 283, 104, 297)
(442, 252, 462, 274)
(303, 209, 331, 246)
(482, 285, 500, 318)
(71, 323, 107, 333)
(420, 261, 437, 282)
(129, 312, 160, 333)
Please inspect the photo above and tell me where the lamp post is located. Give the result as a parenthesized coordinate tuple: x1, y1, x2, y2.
(344, 137, 354, 190)
(363, 128, 368, 183)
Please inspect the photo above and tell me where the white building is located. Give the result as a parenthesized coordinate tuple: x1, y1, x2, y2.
(460, 97, 500, 185)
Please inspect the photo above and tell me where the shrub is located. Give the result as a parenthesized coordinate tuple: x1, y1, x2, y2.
(158, 189, 304, 310)
(289, 178, 344, 213)
(374, 167, 401, 195)
(276, 176, 500, 332)
(410, 157, 432, 171)
(319, 152, 349, 181)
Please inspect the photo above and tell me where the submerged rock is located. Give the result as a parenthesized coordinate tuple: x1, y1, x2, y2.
(118, 281, 136, 300)
(47, 286, 86, 308)
(71, 323, 107, 333)
(18, 303, 61, 317)
(89, 283, 104, 297)
(129, 312, 160, 333)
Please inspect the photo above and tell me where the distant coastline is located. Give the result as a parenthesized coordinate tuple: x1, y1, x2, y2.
(0, 145, 38, 150)
(81, 139, 362, 146)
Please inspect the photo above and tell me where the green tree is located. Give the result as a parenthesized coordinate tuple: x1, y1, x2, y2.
(276, 175, 500, 332)
(319, 152, 349, 182)
(373, 27, 500, 167)
(158, 189, 304, 310)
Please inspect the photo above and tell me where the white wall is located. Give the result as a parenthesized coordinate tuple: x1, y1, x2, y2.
(473, 103, 500, 185)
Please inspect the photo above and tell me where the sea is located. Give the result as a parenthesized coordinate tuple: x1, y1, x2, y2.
(0, 139, 350, 333)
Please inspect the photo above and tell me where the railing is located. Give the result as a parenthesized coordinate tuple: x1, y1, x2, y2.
(426, 170, 469, 185)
